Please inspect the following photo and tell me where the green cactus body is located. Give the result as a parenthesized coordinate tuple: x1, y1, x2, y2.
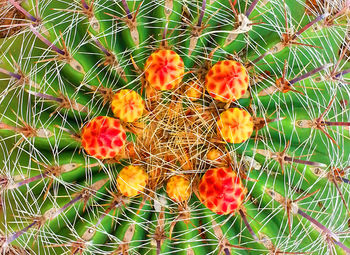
(0, 0, 350, 254)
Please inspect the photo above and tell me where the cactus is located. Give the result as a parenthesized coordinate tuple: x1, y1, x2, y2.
(0, 0, 350, 254)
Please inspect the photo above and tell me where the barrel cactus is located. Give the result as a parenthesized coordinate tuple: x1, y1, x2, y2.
(0, 0, 349, 254)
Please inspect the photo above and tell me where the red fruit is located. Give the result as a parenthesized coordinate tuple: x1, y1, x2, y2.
(81, 116, 126, 159)
(198, 167, 246, 215)
(205, 60, 249, 102)
(144, 49, 185, 91)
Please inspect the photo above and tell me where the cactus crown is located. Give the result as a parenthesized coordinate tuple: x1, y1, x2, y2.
(0, 0, 350, 254)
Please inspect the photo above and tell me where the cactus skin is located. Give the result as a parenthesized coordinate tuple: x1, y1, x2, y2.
(0, 0, 350, 255)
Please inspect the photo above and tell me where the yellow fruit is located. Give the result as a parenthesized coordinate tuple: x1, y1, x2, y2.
(217, 108, 254, 143)
(185, 80, 202, 101)
(166, 175, 191, 202)
(206, 148, 223, 161)
(111, 89, 144, 122)
(117, 165, 148, 197)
